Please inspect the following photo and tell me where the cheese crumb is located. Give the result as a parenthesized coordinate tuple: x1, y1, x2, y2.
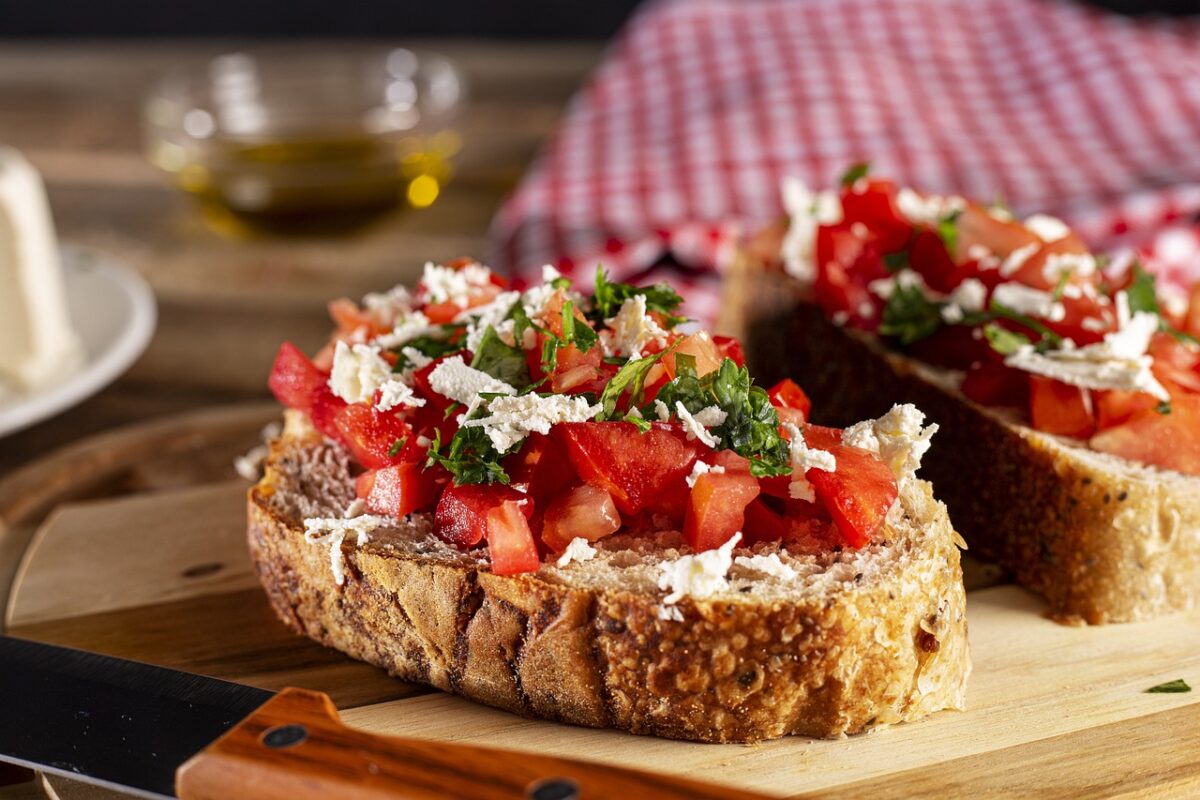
(303, 514, 391, 585)
(992, 283, 1066, 322)
(373, 311, 438, 350)
(457, 290, 522, 352)
(1042, 252, 1096, 283)
(428, 355, 517, 412)
(462, 393, 601, 452)
(733, 553, 799, 581)
(555, 537, 598, 567)
(675, 402, 726, 448)
(841, 404, 938, 483)
(1024, 214, 1070, 242)
(780, 177, 843, 281)
(999, 242, 1039, 277)
(328, 341, 393, 404)
(782, 423, 836, 501)
(686, 460, 725, 488)
(375, 378, 426, 412)
(419, 261, 493, 308)
(656, 604, 685, 621)
(658, 532, 742, 604)
(895, 188, 966, 226)
(603, 294, 668, 359)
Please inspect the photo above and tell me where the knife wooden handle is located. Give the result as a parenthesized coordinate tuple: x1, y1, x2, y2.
(175, 687, 770, 800)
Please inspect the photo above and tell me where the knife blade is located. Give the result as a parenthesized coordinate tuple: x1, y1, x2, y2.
(0, 636, 769, 799)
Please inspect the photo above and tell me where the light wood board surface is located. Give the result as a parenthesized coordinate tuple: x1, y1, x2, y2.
(2, 405, 1198, 798)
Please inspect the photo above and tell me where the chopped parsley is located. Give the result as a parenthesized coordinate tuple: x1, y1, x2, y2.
(1156, 400, 1173, 416)
(935, 209, 963, 256)
(387, 437, 407, 458)
(653, 357, 791, 477)
(879, 283, 943, 345)
(598, 351, 668, 419)
(883, 251, 910, 273)
(425, 424, 510, 486)
(590, 266, 686, 327)
(1146, 679, 1191, 693)
(391, 327, 465, 370)
(986, 300, 1064, 351)
(469, 326, 532, 389)
(1126, 262, 1159, 315)
(839, 161, 871, 188)
(983, 323, 1031, 356)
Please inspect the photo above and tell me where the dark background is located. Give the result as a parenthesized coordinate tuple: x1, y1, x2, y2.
(0, 0, 645, 38)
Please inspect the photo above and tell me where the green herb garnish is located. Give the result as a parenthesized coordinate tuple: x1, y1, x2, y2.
(1156, 401, 1173, 416)
(883, 251, 909, 273)
(590, 266, 686, 327)
(839, 161, 871, 188)
(654, 357, 791, 477)
(391, 327, 465, 370)
(387, 437, 407, 458)
(425, 424, 510, 486)
(879, 284, 944, 345)
(1146, 679, 1191, 693)
(598, 351, 668, 419)
(983, 323, 1031, 356)
(936, 209, 963, 256)
(469, 326, 532, 389)
(1126, 262, 1159, 315)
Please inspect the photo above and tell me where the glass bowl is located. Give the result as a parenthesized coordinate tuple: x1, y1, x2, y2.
(143, 47, 465, 232)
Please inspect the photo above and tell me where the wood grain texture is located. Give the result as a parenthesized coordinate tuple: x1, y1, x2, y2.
(2, 406, 1198, 798)
(176, 688, 770, 800)
(0, 41, 601, 477)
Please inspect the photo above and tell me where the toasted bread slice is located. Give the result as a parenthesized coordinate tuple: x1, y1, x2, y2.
(248, 411, 969, 743)
(723, 255, 1200, 625)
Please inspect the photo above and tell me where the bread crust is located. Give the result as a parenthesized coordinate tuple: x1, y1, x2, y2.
(724, 257, 1200, 625)
(248, 427, 970, 743)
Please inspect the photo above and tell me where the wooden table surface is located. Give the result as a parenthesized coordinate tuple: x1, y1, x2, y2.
(0, 40, 600, 478)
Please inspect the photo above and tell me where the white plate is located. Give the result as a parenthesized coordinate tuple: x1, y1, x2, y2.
(0, 247, 157, 438)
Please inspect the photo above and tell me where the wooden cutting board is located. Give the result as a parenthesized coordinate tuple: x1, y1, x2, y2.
(2, 404, 1199, 799)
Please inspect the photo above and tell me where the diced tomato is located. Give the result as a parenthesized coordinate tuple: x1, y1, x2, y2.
(742, 498, 788, 544)
(328, 298, 390, 339)
(307, 386, 348, 439)
(551, 342, 604, 393)
(806, 442, 898, 548)
(1028, 377, 1096, 438)
(961, 362, 1030, 408)
(662, 332, 724, 378)
(1090, 391, 1200, 476)
(1149, 334, 1200, 394)
(840, 179, 912, 253)
(1043, 294, 1111, 346)
(504, 434, 576, 503)
(1006, 234, 1091, 291)
(1095, 389, 1159, 430)
(712, 335, 746, 367)
(767, 378, 812, 421)
(908, 229, 961, 294)
(485, 500, 542, 575)
(952, 203, 1039, 262)
(357, 462, 447, 518)
(907, 326, 992, 371)
(554, 422, 703, 515)
(434, 483, 532, 549)
(814, 223, 880, 323)
(1185, 283, 1200, 339)
(540, 483, 622, 552)
(422, 301, 461, 324)
(333, 404, 420, 469)
(268, 342, 328, 411)
(684, 470, 761, 551)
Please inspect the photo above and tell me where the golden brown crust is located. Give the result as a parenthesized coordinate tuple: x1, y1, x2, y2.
(724, 256, 1200, 625)
(248, 428, 970, 743)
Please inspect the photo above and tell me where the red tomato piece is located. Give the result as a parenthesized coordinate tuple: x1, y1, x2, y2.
(1094, 389, 1159, 430)
(663, 332, 724, 379)
(805, 443, 898, 549)
(357, 462, 448, 518)
(486, 500, 542, 575)
(554, 422, 704, 516)
(741, 498, 788, 544)
(328, 298, 391, 339)
(434, 483, 532, 549)
(712, 335, 746, 367)
(907, 326, 993, 371)
(333, 404, 419, 469)
(1185, 283, 1200, 339)
(1090, 392, 1200, 476)
(684, 470, 761, 551)
(504, 433, 577, 502)
(540, 483, 622, 552)
(961, 362, 1031, 408)
(1028, 377, 1096, 438)
(840, 179, 913, 253)
(307, 386, 348, 440)
(908, 229, 961, 294)
(952, 203, 1039, 261)
(268, 341, 328, 412)
(1007, 234, 1091, 291)
(814, 223, 880, 324)
(767, 378, 812, 421)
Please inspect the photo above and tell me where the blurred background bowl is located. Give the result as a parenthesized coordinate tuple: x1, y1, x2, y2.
(143, 46, 466, 233)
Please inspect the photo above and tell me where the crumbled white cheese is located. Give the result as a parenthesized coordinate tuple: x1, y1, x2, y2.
(657, 604, 685, 621)
(989, 205, 1015, 222)
(1004, 310, 1169, 401)
(941, 277, 988, 324)
(992, 283, 1066, 322)
(999, 242, 1039, 278)
(234, 444, 269, 481)
(654, 398, 672, 422)
(328, 341, 393, 404)
(1042, 252, 1096, 283)
(868, 269, 930, 300)
(428, 356, 517, 411)
(895, 188, 965, 226)
(343, 498, 366, 519)
(782, 423, 836, 502)
(1160, 284, 1190, 319)
(658, 532, 742, 604)
(372, 311, 439, 350)
(676, 402, 727, 448)
(602, 294, 668, 359)
(941, 304, 965, 324)
(733, 553, 799, 581)
(361, 285, 414, 325)
(1024, 214, 1070, 242)
(420, 261, 493, 308)
(685, 460, 725, 488)
(555, 537, 598, 567)
(1081, 316, 1109, 333)
(841, 404, 938, 483)
(780, 177, 843, 281)
(375, 378, 426, 412)
(400, 346, 433, 370)
(462, 393, 601, 452)
(303, 514, 391, 585)
(455, 289, 522, 352)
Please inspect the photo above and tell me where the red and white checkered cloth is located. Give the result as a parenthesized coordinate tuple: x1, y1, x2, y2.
(491, 0, 1200, 320)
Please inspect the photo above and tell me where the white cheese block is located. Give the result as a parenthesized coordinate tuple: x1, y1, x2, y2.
(0, 147, 82, 392)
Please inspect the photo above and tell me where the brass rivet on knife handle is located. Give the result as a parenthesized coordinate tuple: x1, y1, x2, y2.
(175, 687, 771, 800)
